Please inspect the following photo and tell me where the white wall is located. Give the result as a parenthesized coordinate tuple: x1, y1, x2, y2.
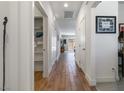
(95, 1, 118, 82)
(119, 3, 124, 23)
(18, 2, 34, 90)
(76, 1, 118, 85)
(76, 2, 96, 86)
(0, 2, 21, 90)
(0, 1, 34, 90)
(0, 2, 10, 90)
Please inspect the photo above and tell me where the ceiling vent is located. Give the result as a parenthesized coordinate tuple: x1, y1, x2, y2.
(64, 11, 74, 19)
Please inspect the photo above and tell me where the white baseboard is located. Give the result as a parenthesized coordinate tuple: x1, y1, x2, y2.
(57, 53, 60, 60)
(96, 76, 116, 83)
(85, 73, 96, 86)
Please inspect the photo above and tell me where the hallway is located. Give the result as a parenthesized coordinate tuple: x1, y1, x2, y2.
(35, 52, 96, 91)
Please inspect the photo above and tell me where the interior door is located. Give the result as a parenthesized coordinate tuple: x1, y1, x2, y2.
(79, 17, 86, 73)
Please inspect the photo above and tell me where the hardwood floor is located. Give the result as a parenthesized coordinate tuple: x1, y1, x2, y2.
(35, 51, 96, 91)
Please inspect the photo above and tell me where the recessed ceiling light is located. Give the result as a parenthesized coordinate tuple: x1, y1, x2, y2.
(64, 3, 68, 8)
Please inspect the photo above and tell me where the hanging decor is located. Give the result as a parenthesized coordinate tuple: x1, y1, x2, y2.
(3, 17, 8, 91)
(96, 16, 116, 33)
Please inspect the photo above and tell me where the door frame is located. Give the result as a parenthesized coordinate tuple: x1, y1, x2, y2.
(79, 16, 86, 73)
(34, 1, 48, 78)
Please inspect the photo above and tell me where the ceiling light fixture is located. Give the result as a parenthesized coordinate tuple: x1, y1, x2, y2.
(64, 3, 68, 8)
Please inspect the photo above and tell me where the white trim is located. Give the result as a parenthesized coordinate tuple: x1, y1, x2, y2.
(85, 73, 96, 86)
(96, 76, 116, 83)
(43, 16, 49, 77)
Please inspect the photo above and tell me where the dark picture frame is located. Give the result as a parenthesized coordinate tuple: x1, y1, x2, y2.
(96, 16, 116, 33)
(119, 23, 124, 32)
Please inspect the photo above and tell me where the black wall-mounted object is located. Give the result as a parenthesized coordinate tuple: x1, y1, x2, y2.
(3, 17, 8, 91)
(63, 39, 66, 44)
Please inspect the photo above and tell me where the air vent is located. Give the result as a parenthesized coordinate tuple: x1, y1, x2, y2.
(64, 11, 74, 19)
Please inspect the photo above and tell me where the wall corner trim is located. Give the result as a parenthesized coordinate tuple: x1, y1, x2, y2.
(85, 73, 96, 86)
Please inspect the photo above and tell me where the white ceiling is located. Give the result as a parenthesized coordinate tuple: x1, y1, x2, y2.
(50, 1, 82, 35)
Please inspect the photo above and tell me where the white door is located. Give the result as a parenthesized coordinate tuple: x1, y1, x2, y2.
(79, 17, 86, 73)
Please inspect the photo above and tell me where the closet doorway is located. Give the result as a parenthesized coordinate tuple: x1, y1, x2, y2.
(34, 1, 48, 90)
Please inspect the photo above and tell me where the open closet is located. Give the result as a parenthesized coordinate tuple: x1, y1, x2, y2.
(34, 2, 44, 79)
(34, 1, 48, 90)
(34, 17, 43, 72)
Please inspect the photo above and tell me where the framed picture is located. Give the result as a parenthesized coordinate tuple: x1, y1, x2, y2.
(119, 23, 124, 32)
(96, 16, 116, 33)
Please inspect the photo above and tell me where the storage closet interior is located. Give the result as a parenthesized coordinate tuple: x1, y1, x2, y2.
(34, 4, 43, 73)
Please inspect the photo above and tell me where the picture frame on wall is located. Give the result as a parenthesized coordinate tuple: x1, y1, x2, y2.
(119, 23, 124, 32)
(96, 16, 116, 33)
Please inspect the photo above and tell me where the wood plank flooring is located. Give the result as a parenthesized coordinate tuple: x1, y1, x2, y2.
(35, 51, 96, 91)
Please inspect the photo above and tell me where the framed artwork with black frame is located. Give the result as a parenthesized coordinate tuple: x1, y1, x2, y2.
(96, 16, 116, 33)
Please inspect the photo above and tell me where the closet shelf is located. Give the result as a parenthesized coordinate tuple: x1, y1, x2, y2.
(35, 27, 41, 30)
(34, 43, 43, 48)
(34, 27, 43, 30)
(35, 51, 43, 54)
(34, 61, 43, 64)
(35, 38, 43, 41)
(34, 57, 43, 62)
(36, 41, 43, 45)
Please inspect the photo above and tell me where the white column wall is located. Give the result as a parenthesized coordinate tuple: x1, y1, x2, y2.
(0, 1, 34, 90)
(0, 2, 10, 90)
(76, 2, 96, 86)
(95, 1, 118, 83)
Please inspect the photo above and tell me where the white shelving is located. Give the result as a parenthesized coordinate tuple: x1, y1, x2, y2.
(35, 50, 43, 54)
(34, 16, 43, 71)
(34, 54, 43, 61)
